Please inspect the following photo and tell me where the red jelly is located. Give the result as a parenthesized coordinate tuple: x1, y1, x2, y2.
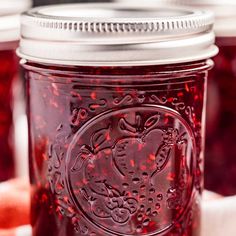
(0, 0, 31, 181)
(0, 49, 17, 181)
(174, 0, 236, 196)
(18, 4, 217, 236)
(206, 36, 236, 196)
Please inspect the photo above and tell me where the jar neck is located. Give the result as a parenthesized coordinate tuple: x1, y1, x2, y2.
(22, 59, 213, 76)
(21, 59, 213, 88)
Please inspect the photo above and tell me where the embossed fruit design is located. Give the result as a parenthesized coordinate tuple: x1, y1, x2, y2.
(70, 122, 140, 226)
(67, 107, 193, 235)
(114, 114, 179, 181)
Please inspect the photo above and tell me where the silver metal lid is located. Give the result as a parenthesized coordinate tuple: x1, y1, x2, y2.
(0, 0, 32, 47)
(122, 0, 236, 37)
(18, 3, 218, 66)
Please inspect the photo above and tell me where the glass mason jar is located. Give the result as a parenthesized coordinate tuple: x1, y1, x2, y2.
(0, 0, 31, 181)
(168, 0, 236, 196)
(202, 2, 236, 196)
(205, 3, 236, 196)
(18, 4, 217, 236)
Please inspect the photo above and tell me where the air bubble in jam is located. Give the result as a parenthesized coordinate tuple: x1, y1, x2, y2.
(136, 225, 142, 233)
(140, 195, 146, 201)
(157, 194, 163, 201)
(137, 213, 143, 221)
(152, 211, 158, 216)
(155, 203, 161, 210)
(142, 218, 151, 227)
(132, 177, 140, 184)
(149, 188, 155, 194)
(146, 207, 152, 216)
(24, 62, 209, 236)
(148, 198, 154, 203)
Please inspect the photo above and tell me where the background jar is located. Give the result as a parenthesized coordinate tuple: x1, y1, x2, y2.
(168, 0, 236, 196)
(18, 4, 217, 236)
(0, 0, 31, 181)
(195, 1, 236, 197)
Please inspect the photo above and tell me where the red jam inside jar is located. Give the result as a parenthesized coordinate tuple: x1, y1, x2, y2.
(181, 0, 236, 196)
(206, 37, 236, 195)
(19, 4, 217, 236)
(0, 0, 31, 181)
(0, 48, 17, 181)
(169, 0, 236, 196)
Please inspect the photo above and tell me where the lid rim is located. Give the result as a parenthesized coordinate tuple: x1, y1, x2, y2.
(19, 3, 217, 66)
(22, 4, 214, 34)
(17, 45, 218, 67)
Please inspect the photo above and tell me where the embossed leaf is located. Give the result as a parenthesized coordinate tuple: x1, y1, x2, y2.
(88, 182, 109, 197)
(154, 144, 172, 173)
(49, 171, 63, 194)
(91, 126, 110, 150)
(104, 183, 122, 198)
(71, 146, 91, 172)
(144, 114, 160, 129)
(93, 199, 111, 219)
(110, 188, 122, 198)
(119, 118, 137, 134)
(113, 139, 130, 176)
(50, 144, 62, 169)
(51, 151, 60, 169)
(54, 172, 64, 194)
(111, 208, 130, 224)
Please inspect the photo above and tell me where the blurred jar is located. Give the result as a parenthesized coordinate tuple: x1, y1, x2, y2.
(197, 1, 236, 196)
(118, 0, 236, 196)
(154, 0, 236, 196)
(174, 0, 236, 196)
(0, 0, 31, 181)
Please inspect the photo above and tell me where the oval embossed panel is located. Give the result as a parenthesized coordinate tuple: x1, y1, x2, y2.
(66, 105, 196, 235)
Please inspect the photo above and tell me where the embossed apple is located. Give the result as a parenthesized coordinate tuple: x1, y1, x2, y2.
(113, 114, 179, 183)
